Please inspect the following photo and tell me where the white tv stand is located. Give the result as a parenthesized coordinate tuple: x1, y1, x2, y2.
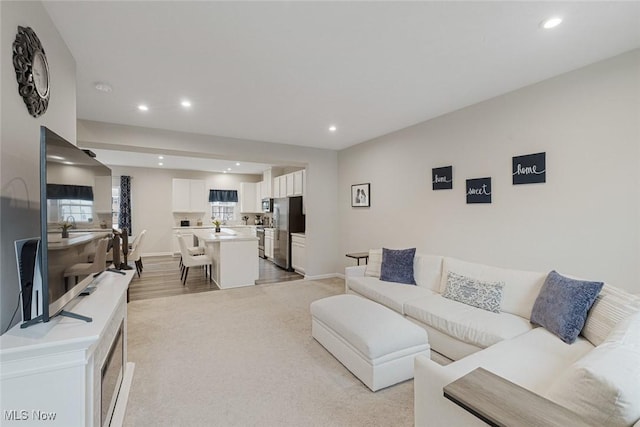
(0, 270, 135, 427)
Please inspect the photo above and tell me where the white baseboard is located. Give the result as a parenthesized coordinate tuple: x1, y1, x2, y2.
(110, 362, 135, 427)
(141, 251, 173, 257)
(304, 273, 343, 280)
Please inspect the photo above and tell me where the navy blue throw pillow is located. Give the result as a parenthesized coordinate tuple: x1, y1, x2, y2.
(530, 270, 603, 344)
(380, 248, 416, 285)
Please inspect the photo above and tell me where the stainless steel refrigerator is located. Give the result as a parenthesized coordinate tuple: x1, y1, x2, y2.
(272, 196, 305, 271)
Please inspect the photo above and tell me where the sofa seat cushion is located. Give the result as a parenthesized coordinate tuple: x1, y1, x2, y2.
(442, 327, 594, 395)
(404, 294, 533, 348)
(545, 312, 640, 427)
(348, 276, 434, 315)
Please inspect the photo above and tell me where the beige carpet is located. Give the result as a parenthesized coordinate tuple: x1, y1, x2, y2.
(124, 278, 415, 426)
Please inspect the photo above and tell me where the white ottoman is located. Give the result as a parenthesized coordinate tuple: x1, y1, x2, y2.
(310, 294, 430, 391)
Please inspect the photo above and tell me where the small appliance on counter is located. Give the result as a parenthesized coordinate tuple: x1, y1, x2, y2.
(180, 220, 190, 227)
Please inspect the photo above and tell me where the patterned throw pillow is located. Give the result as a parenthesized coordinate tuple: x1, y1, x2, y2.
(530, 270, 604, 344)
(379, 248, 416, 285)
(443, 271, 505, 313)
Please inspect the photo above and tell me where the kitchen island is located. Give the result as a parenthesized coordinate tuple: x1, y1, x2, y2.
(192, 229, 259, 289)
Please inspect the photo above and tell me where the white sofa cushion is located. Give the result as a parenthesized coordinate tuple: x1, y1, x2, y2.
(582, 284, 640, 346)
(348, 276, 434, 314)
(440, 257, 546, 320)
(404, 294, 533, 348)
(545, 312, 640, 427)
(413, 254, 443, 292)
(364, 249, 382, 278)
(443, 327, 595, 394)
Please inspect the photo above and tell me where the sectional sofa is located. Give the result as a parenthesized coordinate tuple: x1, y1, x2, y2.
(345, 249, 640, 427)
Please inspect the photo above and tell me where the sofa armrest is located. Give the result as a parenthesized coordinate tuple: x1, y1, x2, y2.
(344, 265, 366, 293)
(414, 355, 486, 427)
(345, 265, 366, 277)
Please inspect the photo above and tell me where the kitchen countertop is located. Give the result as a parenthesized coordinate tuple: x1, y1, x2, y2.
(291, 232, 306, 237)
(172, 225, 258, 230)
(47, 231, 111, 250)
(193, 229, 259, 242)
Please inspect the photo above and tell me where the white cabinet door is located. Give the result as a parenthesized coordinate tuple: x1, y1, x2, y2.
(293, 170, 304, 196)
(279, 176, 287, 198)
(273, 176, 281, 198)
(172, 179, 191, 212)
(255, 181, 263, 209)
(264, 230, 273, 259)
(240, 182, 258, 213)
(262, 169, 272, 198)
(286, 173, 294, 197)
(173, 179, 205, 212)
(291, 234, 306, 274)
(189, 180, 206, 212)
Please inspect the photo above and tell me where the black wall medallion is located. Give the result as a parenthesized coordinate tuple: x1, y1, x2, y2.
(466, 177, 492, 204)
(513, 152, 546, 185)
(432, 166, 453, 190)
(13, 26, 50, 118)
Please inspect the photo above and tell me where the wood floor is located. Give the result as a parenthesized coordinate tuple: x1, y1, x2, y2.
(128, 255, 303, 301)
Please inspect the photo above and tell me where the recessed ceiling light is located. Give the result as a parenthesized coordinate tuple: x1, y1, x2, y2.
(158, 155, 164, 160)
(329, 125, 337, 132)
(138, 104, 149, 111)
(227, 167, 232, 171)
(94, 82, 113, 93)
(181, 100, 191, 108)
(235, 162, 240, 166)
(158, 162, 164, 166)
(541, 17, 562, 29)
(223, 171, 227, 174)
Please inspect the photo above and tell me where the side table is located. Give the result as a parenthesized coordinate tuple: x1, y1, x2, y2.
(346, 252, 369, 265)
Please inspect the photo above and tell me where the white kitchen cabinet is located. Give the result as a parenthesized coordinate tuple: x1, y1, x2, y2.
(279, 176, 287, 198)
(240, 182, 261, 213)
(293, 170, 304, 196)
(262, 169, 272, 198)
(291, 233, 306, 274)
(265, 228, 274, 259)
(255, 181, 263, 209)
(272, 176, 281, 198)
(286, 173, 294, 197)
(172, 178, 206, 212)
(93, 175, 113, 213)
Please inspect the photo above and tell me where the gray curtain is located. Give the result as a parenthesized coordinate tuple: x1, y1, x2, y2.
(119, 176, 132, 235)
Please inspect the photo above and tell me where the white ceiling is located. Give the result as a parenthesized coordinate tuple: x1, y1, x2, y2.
(44, 1, 640, 153)
(90, 149, 271, 175)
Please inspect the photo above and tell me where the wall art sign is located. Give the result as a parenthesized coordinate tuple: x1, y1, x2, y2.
(466, 177, 492, 204)
(513, 152, 546, 185)
(351, 183, 370, 207)
(432, 166, 453, 190)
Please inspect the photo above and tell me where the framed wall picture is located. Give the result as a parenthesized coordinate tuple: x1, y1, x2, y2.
(351, 183, 370, 207)
(513, 152, 546, 185)
(466, 177, 492, 204)
(432, 166, 453, 190)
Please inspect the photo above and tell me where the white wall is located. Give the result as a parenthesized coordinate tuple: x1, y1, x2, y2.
(109, 165, 263, 255)
(338, 50, 640, 293)
(1, 1, 77, 332)
(78, 122, 340, 278)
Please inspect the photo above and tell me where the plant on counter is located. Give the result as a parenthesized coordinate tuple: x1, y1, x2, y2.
(59, 221, 74, 238)
(212, 218, 222, 232)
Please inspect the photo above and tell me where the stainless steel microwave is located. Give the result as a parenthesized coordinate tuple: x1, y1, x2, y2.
(262, 198, 273, 213)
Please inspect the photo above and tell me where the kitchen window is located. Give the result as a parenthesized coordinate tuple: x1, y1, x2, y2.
(47, 199, 94, 223)
(211, 202, 236, 223)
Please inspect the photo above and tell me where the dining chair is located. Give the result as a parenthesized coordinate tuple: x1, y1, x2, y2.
(177, 235, 212, 285)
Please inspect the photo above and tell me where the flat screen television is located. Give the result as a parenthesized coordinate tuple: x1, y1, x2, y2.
(30, 126, 113, 325)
